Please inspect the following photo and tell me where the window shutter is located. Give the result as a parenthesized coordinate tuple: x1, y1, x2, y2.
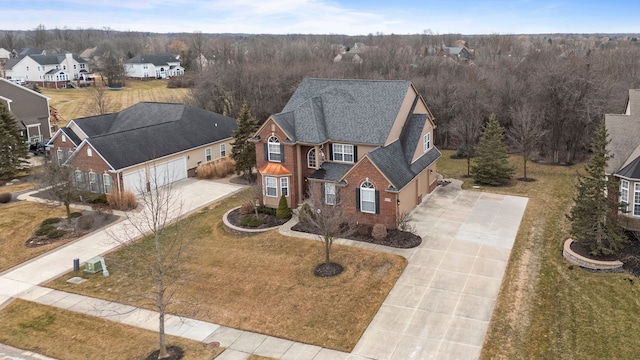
(353, 146, 358, 162)
(329, 144, 334, 161)
(375, 190, 380, 214)
(321, 183, 326, 203)
(355, 188, 360, 211)
(264, 143, 268, 161)
(280, 144, 285, 163)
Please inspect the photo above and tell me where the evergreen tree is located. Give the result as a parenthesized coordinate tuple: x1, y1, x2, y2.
(567, 122, 627, 256)
(0, 102, 29, 180)
(471, 114, 515, 186)
(276, 194, 291, 220)
(231, 102, 259, 181)
(29, 83, 41, 93)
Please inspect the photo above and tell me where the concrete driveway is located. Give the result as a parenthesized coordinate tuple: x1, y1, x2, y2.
(350, 180, 528, 360)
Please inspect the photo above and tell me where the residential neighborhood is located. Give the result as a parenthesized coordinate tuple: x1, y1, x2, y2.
(0, 12, 639, 360)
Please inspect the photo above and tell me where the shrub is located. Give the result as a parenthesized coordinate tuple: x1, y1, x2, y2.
(35, 224, 54, 236)
(371, 223, 388, 241)
(354, 223, 371, 237)
(90, 194, 108, 204)
(47, 229, 66, 239)
(240, 214, 266, 227)
(196, 157, 236, 179)
(257, 205, 276, 216)
(107, 191, 138, 211)
(69, 212, 83, 219)
(297, 203, 315, 223)
(41, 217, 60, 226)
(397, 212, 416, 233)
(276, 195, 292, 220)
(239, 200, 255, 215)
(91, 203, 113, 218)
(0, 192, 11, 203)
(77, 215, 95, 230)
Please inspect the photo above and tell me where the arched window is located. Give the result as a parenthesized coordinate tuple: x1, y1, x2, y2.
(308, 148, 316, 168)
(267, 136, 281, 162)
(360, 181, 376, 214)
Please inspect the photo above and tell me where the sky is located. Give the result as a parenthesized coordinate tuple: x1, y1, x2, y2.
(1, 0, 639, 35)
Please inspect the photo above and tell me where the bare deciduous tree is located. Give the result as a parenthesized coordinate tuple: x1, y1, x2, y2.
(39, 153, 79, 222)
(108, 166, 195, 359)
(84, 84, 115, 116)
(508, 104, 548, 180)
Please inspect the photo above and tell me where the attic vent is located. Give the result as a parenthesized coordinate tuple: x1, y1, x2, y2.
(215, 123, 218, 127)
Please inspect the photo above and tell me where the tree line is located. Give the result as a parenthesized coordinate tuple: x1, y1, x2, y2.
(3, 27, 640, 163)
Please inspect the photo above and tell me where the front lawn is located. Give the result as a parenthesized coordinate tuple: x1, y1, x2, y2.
(0, 300, 222, 360)
(437, 151, 640, 359)
(47, 191, 407, 352)
(0, 202, 71, 272)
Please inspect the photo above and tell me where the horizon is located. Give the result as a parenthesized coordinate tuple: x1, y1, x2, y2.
(1, 0, 639, 36)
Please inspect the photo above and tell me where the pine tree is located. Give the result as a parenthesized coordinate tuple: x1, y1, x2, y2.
(567, 122, 627, 256)
(471, 114, 515, 186)
(0, 102, 29, 180)
(231, 102, 259, 181)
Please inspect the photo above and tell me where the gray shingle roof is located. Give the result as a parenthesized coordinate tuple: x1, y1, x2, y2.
(60, 127, 81, 145)
(308, 162, 353, 182)
(4, 53, 86, 69)
(70, 102, 236, 170)
(273, 78, 411, 145)
(617, 156, 640, 179)
(368, 142, 441, 191)
(127, 54, 179, 66)
(606, 89, 640, 175)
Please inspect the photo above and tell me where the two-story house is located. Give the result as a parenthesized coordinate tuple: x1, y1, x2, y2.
(0, 78, 52, 142)
(3, 53, 90, 88)
(125, 54, 185, 79)
(48, 102, 236, 195)
(252, 78, 441, 228)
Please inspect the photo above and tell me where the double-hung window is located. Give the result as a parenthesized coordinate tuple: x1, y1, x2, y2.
(634, 183, 640, 216)
(423, 132, 431, 153)
(360, 181, 376, 213)
(89, 171, 98, 193)
(268, 136, 281, 162)
(103, 174, 113, 194)
(324, 183, 336, 205)
(621, 180, 629, 212)
(333, 144, 354, 163)
(220, 143, 226, 157)
(205, 148, 212, 162)
(265, 176, 278, 197)
(280, 177, 289, 197)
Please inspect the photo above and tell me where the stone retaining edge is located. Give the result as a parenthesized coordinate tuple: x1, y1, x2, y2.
(222, 206, 280, 236)
(563, 239, 623, 270)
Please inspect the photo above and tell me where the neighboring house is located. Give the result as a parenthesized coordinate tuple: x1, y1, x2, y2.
(606, 89, 640, 231)
(47, 102, 236, 195)
(252, 78, 441, 228)
(3, 52, 90, 88)
(0, 48, 10, 60)
(0, 78, 52, 142)
(439, 46, 473, 61)
(125, 54, 185, 79)
(333, 52, 364, 64)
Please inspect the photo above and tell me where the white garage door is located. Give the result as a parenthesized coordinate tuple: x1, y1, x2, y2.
(122, 169, 147, 194)
(149, 157, 188, 188)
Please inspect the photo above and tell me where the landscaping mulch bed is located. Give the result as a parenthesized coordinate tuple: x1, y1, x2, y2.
(570, 236, 640, 278)
(24, 210, 119, 247)
(226, 208, 284, 229)
(145, 346, 184, 360)
(291, 221, 422, 249)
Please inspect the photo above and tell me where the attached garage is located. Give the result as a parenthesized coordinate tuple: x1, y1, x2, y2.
(148, 157, 188, 188)
(123, 169, 147, 194)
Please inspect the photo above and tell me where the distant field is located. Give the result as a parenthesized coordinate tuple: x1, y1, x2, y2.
(42, 80, 190, 126)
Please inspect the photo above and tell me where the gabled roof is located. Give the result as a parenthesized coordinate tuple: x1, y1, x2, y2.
(368, 142, 441, 191)
(67, 102, 237, 171)
(60, 127, 82, 145)
(617, 156, 640, 180)
(126, 54, 180, 66)
(271, 78, 411, 145)
(3, 53, 86, 69)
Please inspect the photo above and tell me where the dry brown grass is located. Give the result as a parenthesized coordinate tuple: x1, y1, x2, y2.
(47, 190, 407, 352)
(0, 182, 37, 194)
(107, 190, 138, 211)
(43, 80, 189, 125)
(0, 300, 223, 360)
(0, 202, 71, 272)
(196, 157, 236, 179)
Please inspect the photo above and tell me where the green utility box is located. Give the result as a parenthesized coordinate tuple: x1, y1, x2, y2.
(84, 256, 104, 274)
